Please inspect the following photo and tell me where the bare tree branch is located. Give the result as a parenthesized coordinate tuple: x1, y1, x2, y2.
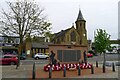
(0, 1, 51, 43)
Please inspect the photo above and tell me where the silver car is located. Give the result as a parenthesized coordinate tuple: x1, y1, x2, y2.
(34, 53, 49, 60)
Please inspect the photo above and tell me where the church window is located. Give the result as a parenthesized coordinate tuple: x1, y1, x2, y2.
(84, 23, 85, 29)
(80, 39, 82, 45)
(61, 37, 64, 42)
(70, 31, 76, 42)
(67, 35, 69, 41)
(56, 38, 60, 44)
(80, 23, 82, 26)
(84, 23, 85, 27)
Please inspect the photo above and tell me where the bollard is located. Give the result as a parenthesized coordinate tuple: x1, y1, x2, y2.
(49, 67, 52, 78)
(112, 62, 115, 72)
(16, 63, 19, 69)
(63, 66, 66, 77)
(82, 60, 84, 63)
(78, 66, 81, 76)
(32, 63, 36, 79)
(96, 61, 98, 67)
(91, 65, 94, 74)
(103, 62, 106, 73)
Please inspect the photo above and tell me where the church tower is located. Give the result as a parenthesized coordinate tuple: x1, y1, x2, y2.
(75, 9, 87, 46)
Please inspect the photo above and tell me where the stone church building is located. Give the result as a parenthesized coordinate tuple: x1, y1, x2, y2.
(52, 10, 87, 46)
(49, 9, 88, 63)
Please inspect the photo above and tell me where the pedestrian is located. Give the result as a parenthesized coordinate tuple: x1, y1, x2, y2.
(50, 50, 55, 65)
(53, 59, 57, 65)
(84, 51, 87, 62)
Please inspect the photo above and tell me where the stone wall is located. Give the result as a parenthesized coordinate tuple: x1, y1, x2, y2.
(49, 44, 88, 63)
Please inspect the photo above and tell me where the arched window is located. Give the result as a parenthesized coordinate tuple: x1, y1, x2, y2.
(70, 31, 76, 42)
(80, 23, 82, 26)
(57, 38, 60, 44)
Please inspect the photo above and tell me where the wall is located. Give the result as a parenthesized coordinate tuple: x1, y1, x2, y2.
(49, 44, 88, 63)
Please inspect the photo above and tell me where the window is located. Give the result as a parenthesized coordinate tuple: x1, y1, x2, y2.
(2, 48, 18, 55)
(67, 35, 69, 41)
(84, 23, 85, 27)
(61, 37, 64, 42)
(70, 31, 76, 42)
(4, 56, 12, 58)
(80, 23, 82, 26)
(57, 38, 60, 44)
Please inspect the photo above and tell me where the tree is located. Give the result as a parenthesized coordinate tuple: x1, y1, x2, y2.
(94, 29, 111, 63)
(0, 1, 51, 66)
(107, 46, 113, 53)
(44, 31, 54, 42)
(0, 1, 51, 49)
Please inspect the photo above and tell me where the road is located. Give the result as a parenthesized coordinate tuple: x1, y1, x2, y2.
(87, 53, 119, 62)
(19, 53, 119, 65)
(20, 59, 49, 65)
(1, 53, 119, 78)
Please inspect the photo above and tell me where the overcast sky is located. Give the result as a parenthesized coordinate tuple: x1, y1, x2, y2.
(0, 0, 119, 41)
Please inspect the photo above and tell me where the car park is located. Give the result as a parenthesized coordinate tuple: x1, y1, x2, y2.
(0, 54, 18, 65)
(34, 53, 49, 60)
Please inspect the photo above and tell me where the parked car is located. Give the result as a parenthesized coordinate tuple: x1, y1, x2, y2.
(34, 53, 49, 60)
(0, 54, 18, 65)
(86, 53, 93, 58)
(105, 62, 112, 67)
(20, 53, 26, 60)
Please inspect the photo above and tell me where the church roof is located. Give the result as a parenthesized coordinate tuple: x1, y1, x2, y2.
(76, 9, 85, 21)
(54, 27, 73, 39)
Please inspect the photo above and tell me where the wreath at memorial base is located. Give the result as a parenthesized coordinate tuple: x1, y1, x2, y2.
(68, 67, 76, 71)
(44, 62, 92, 71)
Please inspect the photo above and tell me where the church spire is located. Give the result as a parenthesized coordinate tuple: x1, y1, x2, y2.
(76, 9, 84, 21)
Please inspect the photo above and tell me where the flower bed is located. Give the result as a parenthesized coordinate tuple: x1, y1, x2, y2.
(44, 62, 92, 71)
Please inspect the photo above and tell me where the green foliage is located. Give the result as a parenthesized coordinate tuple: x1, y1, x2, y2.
(107, 46, 113, 53)
(94, 29, 111, 54)
(44, 32, 54, 42)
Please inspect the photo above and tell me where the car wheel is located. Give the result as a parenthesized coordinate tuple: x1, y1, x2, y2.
(46, 57, 49, 59)
(35, 57, 39, 60)
(20, 57, 22, 60)
(10, 62, 15, 65)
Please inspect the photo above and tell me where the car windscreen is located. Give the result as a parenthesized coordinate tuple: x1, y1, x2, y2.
(4, 56, 12, 58)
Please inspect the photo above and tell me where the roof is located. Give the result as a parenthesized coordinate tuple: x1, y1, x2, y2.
(54, 27, 73, 39)
(76, 9, 85, 21)
(49, 44, 88, 47)
(32, 42, 53, 48)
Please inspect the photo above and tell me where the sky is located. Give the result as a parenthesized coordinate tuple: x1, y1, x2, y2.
(0, 0, 119, 41)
